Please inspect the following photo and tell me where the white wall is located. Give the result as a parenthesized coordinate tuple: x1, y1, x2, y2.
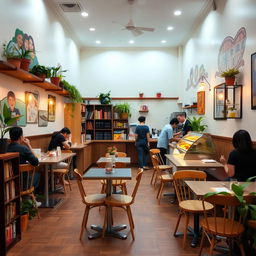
(182, 0, 256, 140)
(0, 0, 81, 136)
(80, 48, 181, 129)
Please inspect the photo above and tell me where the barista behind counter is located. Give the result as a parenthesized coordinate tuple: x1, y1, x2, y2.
(176, 113, 192, 136)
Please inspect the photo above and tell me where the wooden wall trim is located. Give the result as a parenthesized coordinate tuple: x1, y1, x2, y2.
(26, 133, 52, 139)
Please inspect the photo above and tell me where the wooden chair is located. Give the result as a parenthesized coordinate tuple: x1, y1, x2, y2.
(151, 155, 173, 204)
(199, 194, 247, 256)
(149, 148, 172, 186)
(51, 149, 73, 195)
(104, 169, 144, 240)
(74, 169, 106, 240)
(20, 164, 40, 219)
(173, 170, 214, 248)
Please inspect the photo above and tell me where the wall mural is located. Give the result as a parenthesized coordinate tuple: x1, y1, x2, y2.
(0, 91, 26, 126)
(186, 64, 208, 91)
(216, 27, 247, 76)
(38, 110, 48, 127)
(25, 91, 39, 124)
(5, 28, 39, 69)
(48, 95, 56, 122)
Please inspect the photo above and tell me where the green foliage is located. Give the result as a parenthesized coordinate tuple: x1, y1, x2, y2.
(187, 116, 207, 132)
(98, 91, 111, 104)
(62, 80, 82, 103)
(2, 43, 21, 59)
(20, 48, 32, 59)
(50, 66, 67, 78)
(0, 103, 21, 138)
(30, 65, 51, 78)
(114, 102, 131, 117)
(21, 199, 37, 220)
(220, 68, 239, 78)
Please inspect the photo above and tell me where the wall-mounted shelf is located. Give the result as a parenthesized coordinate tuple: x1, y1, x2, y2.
(83, 97, 179, 101)
(183, 104, 197, 109)
(139, 110, 149, 113)
(0, 61, 69, 97)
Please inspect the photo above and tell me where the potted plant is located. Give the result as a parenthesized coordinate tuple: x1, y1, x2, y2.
(187, 116, 207, 132)
(114, 103, 131, 119)
(20, 199, 37, 232)
(20, 49, 32, 71)
(0, 103, 21, 153)
(98, 91, 111, 104)
(2, 43, 21, 68)
(30, 65, 51, 80)
(156, 92, 162, 98)
(62, 80, 82, 102)
(50, 66, 67, 86)
(106, 146, 118, 159)
(228, 106, 237, 118)
(221, 68, 239, 86)
(139, 92, 144, 98)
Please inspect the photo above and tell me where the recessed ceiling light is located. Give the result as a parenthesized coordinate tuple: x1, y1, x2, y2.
(167, 26, 174, 31)
(129, 40, 135, 44)
(81, 11, 89, 17)
(89, 27, 95, 31)
(174, 10, 182, 16)
(95, 40, 101, 44)
(161, 40, 167, 43)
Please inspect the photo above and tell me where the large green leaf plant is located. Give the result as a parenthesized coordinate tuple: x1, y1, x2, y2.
(188, 116, 207, 132)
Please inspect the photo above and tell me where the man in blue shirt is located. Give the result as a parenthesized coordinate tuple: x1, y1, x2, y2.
(157, 118, 179, 163)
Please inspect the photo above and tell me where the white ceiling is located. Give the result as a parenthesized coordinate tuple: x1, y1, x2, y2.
(49, 0, 213, 48)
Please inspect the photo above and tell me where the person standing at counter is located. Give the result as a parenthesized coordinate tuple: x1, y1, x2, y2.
(220, 130, 256, 181)
(135, 116, 150, 169)
(157, 118, 179, 163)
(176, 113, 192, 136)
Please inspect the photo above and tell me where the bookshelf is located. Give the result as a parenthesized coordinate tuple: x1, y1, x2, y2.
(0, 153, 21, 256)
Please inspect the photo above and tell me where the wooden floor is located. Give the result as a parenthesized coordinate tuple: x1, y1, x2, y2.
(9, 168, 207, 256)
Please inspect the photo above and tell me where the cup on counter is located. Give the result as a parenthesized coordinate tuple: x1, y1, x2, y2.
(56, 146, 62, 156)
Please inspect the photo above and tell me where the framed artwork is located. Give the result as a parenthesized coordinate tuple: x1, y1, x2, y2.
(48, 95, 56, 122)
(38, 110, 48, 127)
(197, 91, 205, 115)
(25, 91, 39, 123)
(0, 91, 26, 126)
(251, 52, 256, 109)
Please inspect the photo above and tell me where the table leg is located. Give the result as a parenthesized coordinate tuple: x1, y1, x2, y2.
(191, 213, 200, 247)
(50, 165, 54, 192)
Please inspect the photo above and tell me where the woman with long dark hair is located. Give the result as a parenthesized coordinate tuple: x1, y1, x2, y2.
(220, 130, 256, 181)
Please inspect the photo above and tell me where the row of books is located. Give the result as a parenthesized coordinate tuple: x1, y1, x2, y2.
(5, 221, 17, 246)
(86, 121, 94, 129)
(95, 131, 112, 140)
(5, 181, 16, 202)
(113, 130, 127, 140)
(95, 121, 111, 129)
(81, 117, 86, 122)
(4, 161, 14, 179)
(5, 202, 17, 225)
(86, 109, 94, 119)
(81, 104, 86, 113)
(94, 110, 112, 120)
(113, 121, 128, 128)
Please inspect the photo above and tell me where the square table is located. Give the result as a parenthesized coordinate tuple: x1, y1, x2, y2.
(83, 168, 132, 239)
(96, 157, 131, 164)
(39, 152, 76, 208)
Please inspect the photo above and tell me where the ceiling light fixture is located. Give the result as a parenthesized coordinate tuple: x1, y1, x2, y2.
(81, 11, 88, 17)
(95, 40, 101, 44)
(161, 40, 167, 43)
(89, 27, 95, 31)
(129, 40, 135, 44)
(167, 26, 174, 31)
(174, 10, 182, 16)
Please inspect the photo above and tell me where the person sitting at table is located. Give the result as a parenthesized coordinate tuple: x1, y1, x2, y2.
(7, 126, 41, 206)
(176, 113, 192, 136)
(220, 129, 256, 181)
(48, 127, 72, 151)
(157, 118, 180, 164)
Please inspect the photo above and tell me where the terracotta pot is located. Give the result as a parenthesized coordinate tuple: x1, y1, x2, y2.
(7, 58, 21, 69)
(156, 93, 161, 98)
(20, 58, 31, 71)
(36, 73, 46, 80)
(20, 213, 29, 232)
(50, 77, 61, 86)
(0, 138, 8, 154)
(120, 112, 129, 119)
(139, 93, 144, 98)
(225, 76, 235, 86)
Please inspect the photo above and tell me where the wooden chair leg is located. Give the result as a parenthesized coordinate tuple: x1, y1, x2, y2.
(123, 184, 128, 195)
(84, 206, 90, 229)
(209, 236, 215, 256)
(126, 206, 135, 240)
(61, 174, 66, 195)
(183, 213, 190, 249)
(238, 241, 245, 256)
(127, 206, 135, 229)
(80, 207, 88, 240)
(66, 174, 72, 191)
(100, 183, 105, 194)
(173, 211, 182, 236)
(198, 230, 206, 256)
(158, 182, 165, 204)
(150, 169, 156, 185)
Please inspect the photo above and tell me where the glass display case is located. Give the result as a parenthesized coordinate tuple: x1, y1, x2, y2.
(174, 132, 217, 160)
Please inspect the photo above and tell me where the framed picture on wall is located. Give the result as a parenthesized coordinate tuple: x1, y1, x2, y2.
(38, 110, 48, 127)
(25, 91, 39, 124)
(251, 52, 256, 109)
(48, 95, 56, 122)
(197, 91, 205, 115)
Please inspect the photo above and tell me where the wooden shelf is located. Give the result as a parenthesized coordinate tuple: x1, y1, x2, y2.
(113, 127, 129, 130)
(83, 97, 179, 101)
(183, 104, 197, 109)
(0, 61, 69, 97)
(139, 110, 149, 112)
(113, 119, 128, 121)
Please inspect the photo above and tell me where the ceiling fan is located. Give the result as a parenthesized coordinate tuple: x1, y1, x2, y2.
(123, 19, 155, 37)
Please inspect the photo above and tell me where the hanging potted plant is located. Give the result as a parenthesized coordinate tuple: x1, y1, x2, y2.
(20, 199, 37, 232)
(30, 65, 51, 80)
(50, 66, 67, 86)
(62, 80, 82, 102)
(20, 49, 32, 71)
(139, 92, 144, 98)
(220, 68, 239, 86)
(0, 103, 21, 153)
(98, 91, 111, 104)
(2, 43, 22, 68)
(114, 103, 131, 120)
(187, 116, 207, 132)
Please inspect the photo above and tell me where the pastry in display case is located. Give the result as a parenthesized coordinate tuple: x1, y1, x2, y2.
(175, 132, 216, 160)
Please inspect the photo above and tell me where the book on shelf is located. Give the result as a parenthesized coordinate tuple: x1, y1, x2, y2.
(5, 202, 17, 225)
(81, 105, 86, 112)
(5, 221, 17, 246)
(86, 121, 93, 129)
(4, 161, 14, 180)
(113, 130, 127, 140)
(5, 181, 16, 202)
(94, 109, 112, 120)
(113, 121, 128, 128)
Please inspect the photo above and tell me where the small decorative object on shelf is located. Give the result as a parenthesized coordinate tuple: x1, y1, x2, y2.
(214, 83, 242, 119)
(98, 91, 111, 104)
(139, 105, 148, 112)
(139, 92, 144, 98)
(49, 65, 67, 86)
(220, 68, 239, 86)
(156, 92, 161, 98)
